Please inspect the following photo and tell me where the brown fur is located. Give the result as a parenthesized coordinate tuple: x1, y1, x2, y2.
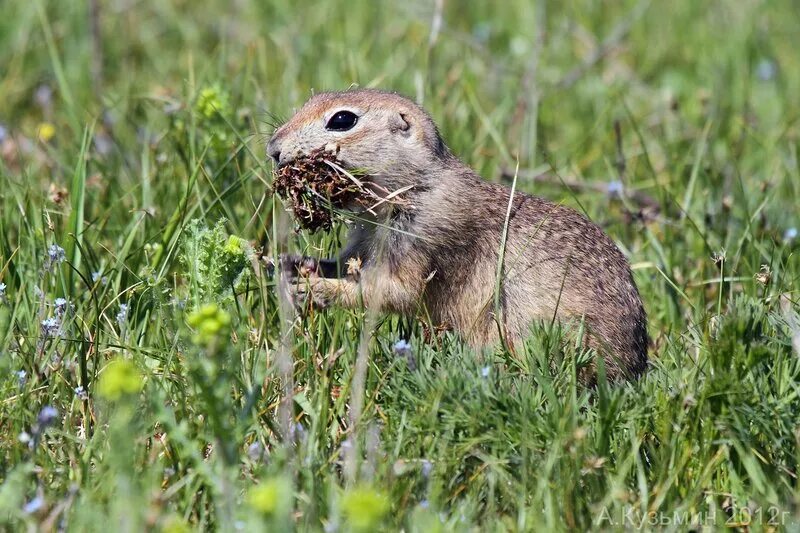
(268, 88, 648, 382)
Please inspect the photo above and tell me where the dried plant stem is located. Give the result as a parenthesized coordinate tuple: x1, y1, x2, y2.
(88, 0, 104, 96)
(276, 273, 296, 445)
(343, 309, 378, 486)
(499, 167, 660, 218)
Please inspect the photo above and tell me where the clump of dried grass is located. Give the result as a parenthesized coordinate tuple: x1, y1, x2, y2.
(272, 148, 373, 232)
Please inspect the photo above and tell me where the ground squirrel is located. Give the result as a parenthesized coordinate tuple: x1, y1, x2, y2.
(267, 88, 648, 382)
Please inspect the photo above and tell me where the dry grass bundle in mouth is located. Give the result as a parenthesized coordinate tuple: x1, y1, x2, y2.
(272, 148, 373, 232)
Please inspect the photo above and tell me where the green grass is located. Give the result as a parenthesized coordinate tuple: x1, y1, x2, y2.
(1, 0, 799, 530)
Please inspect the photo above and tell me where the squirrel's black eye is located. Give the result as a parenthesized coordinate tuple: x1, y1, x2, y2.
(326, 110, 358, 131)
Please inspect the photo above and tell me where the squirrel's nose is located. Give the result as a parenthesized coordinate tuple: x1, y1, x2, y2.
(267, 138, 281, 165)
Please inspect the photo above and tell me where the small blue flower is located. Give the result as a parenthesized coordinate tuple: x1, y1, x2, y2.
(393, 339, 416, 370)
(91, 271, 108, 285)
(0, 282, 6, 298)
(22, 495, 44, 514)
(116, 303, 129, 327)
(34, 84, 53, 108)
(291, 422, 306, 440)
(481, 365, 491, 378)
(606, 180, 624, 198)
(94, 132, 112, 156)
(16, 370, 27, 387)
(74, 386, 88, 400)
(37, 406, 59, 427)
(755, 59, 777, 82)
(54, 297, 69, 316)
(421, 459, 433, 478)
(784, 227, 798, 242)
(41, 317, 61, 338)
(247, 442, 263, 461)
(393, 339, 411, 355)
(47, 244, 66, 264)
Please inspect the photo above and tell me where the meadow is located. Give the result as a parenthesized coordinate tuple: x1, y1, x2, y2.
(1, 0, 799, 530)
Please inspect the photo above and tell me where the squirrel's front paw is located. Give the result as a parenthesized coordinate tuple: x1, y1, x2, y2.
(277, 254, 328, 314)
(287, 277, 331, 313)
(278, 254, 320, 278)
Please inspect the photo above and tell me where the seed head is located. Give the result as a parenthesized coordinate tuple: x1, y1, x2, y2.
(755, 265, 771, 286)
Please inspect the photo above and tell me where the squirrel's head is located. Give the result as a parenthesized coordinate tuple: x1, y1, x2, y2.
(267, 89, 450, 190)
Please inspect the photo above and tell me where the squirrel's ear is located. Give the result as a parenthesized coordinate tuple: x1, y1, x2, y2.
(389, 112, 411, 134)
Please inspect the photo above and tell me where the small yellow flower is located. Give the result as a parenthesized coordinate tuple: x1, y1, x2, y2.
(223, 235, 245, 255)
(341, 486, 390, 532)
(246, 477, 291, 515)
(97, 359, 142, 400)
(186, 303, 231, 346)
(195, 86, 230, 119)
(37, 122, 56, 143)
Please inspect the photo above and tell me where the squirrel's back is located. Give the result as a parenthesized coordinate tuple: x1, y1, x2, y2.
(371, 173, 648, 381)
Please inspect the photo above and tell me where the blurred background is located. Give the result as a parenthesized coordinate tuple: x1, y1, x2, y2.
(2, 0, 797, 173)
